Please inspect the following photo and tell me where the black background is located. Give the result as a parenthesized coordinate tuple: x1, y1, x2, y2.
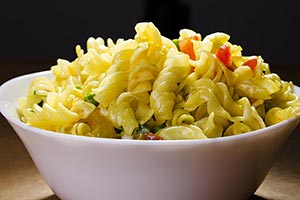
(1, 0, 299, 68)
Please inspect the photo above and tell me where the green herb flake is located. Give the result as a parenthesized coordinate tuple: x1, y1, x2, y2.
(84, 92, 99, 106)
(151, 123, 166, 133)
(172, 39, 180, 50)
(75, 85, 82, 89)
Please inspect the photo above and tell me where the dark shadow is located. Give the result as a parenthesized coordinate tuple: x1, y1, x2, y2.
(40, 195, 61, 200)
(249, 195, 270, 200)
(144, 0, 189, 39)
(40, 194, 269, 200)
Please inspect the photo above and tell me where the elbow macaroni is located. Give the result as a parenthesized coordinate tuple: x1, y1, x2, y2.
(19, 22, 300, 140)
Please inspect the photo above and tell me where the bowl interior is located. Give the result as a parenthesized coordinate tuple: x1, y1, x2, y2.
(0, 71, 53, 120)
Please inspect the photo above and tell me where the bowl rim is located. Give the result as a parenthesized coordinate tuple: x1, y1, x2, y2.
(0, 70, 299, 145)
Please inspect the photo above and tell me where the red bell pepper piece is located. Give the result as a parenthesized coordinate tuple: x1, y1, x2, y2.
(216, 44, 233, 70)
(243, 58, 257, 70)
(179, 35, 200, 60)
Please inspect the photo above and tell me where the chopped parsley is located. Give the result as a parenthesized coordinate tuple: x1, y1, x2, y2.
(172, 39, 180, 50)
(151, 123, 166, 133)
(75, 85, 82, 89)
(84, 92, 99, 106)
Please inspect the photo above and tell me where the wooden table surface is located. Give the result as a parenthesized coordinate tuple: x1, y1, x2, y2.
(0, 60, 299, 200)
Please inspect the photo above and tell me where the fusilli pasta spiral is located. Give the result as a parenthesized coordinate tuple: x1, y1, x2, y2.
(19, 22, 300, 140)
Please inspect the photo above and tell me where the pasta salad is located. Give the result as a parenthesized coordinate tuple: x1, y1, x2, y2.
(19, 22, 300, 140)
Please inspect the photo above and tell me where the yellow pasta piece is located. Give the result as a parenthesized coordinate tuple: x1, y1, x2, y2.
(18, 22, 300, 139)
(223, 122, 251, 136)
(156, 125, 207, 140)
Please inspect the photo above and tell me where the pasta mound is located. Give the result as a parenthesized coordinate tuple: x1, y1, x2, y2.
(19, 22, 300, 140)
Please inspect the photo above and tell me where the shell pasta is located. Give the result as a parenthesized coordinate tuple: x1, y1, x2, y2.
(19, 22, 300, 140)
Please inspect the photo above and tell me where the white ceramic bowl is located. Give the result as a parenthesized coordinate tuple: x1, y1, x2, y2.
(1, 71, 300, 200)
